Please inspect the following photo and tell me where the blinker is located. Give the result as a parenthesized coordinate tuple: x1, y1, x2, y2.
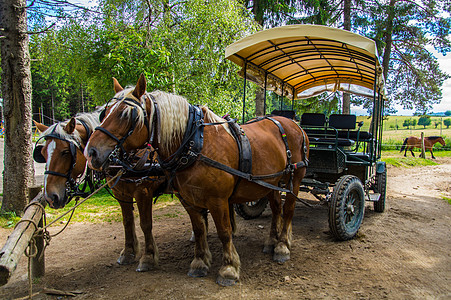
(99, 109, 106, 122)
(33, 145, 46, 163)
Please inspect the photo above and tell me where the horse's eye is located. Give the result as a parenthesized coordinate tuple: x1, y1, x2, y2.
(61, 150, 70, 156)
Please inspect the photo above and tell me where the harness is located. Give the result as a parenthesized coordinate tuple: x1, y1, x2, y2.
(95, 94, 165, 182)
(33, 119, 100, 199)
(197, 116, 309, 197)
(95, 94, 308, 201)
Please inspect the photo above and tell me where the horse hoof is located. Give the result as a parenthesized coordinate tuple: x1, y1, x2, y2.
(262, 244, 274, 254)
(273, 252, 290, 263)
(216, 275, 237, 286)
(117, 254, 136, 265)
(188, 267, 208, 278)
(136, 263, 151, 272)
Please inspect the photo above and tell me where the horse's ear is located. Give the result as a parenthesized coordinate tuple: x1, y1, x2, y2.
(33, 120, 48, 133)
(64, 118, 76, 134)
(113, 77, 123, 94)
(132, 74, 147, 99)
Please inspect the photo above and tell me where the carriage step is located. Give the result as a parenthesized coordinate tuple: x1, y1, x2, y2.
(368, 193, 381, 202)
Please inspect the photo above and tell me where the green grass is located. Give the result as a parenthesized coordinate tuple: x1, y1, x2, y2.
(442, 197, 451, 205)
(0, 188, 179, 229)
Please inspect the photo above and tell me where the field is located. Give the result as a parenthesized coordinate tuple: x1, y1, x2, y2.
(356, 115, 451, 151)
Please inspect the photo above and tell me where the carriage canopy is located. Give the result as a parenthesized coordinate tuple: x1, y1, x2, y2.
(225, 24, 385, 100)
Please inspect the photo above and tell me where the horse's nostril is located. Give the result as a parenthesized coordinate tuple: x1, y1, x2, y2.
(88, 147, 98, 158)
(49, 193, 60, 208)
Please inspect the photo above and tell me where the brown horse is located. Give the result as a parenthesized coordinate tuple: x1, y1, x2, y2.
(85, 75, 309, 286)
(400, 136, 446, 159)
(33, 109, 163, 272)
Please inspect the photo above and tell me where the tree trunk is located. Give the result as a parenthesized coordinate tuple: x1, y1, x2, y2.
(255, 86, 265, 116)
(0, 0, 35, 213)
(342, 0, 351, 114)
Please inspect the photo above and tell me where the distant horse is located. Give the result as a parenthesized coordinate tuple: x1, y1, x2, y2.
(400, 136, 446, 159)
(33, 109, 164, 272)
(85, 75, 309, 286)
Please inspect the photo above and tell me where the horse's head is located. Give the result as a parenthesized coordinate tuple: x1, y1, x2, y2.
(438, 137, 446, 146)
(33, 119, 90, 208)
(85, 75, 152, 171)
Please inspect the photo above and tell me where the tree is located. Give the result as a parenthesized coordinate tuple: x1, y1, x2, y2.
(402, 119, 411, 129)
(434, 120, 441, 128)
(0, 0, 35, 213)
(444, 118, 451, 128)
(411, 119, 417, 129)
(418, 116, 431, 128)
(445, 110, 451, 116)
(370, 0, 450, 113)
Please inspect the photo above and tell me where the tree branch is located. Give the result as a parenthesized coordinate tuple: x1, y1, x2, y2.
(27, 22, 56, 34)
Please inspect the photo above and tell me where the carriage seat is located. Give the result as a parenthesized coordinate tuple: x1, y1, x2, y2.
(329, 114, 373, 143)
(271, 109, 296, 120)
(300, 113, 355, 147)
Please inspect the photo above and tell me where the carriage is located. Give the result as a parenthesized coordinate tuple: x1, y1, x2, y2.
(25, 24, 387, 287)
(226, 25, 387, 241)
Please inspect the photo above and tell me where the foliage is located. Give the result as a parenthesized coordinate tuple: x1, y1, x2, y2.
(445, 110, 451, 116)
(418, 116, 432, 128)
(444, 119, 451, 128)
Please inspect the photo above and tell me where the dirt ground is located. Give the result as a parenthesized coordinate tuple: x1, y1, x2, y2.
(0, 158, 450, 299)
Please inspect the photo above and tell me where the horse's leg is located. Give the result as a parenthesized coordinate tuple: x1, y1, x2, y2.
(430, 149, 436, 159)
(181, 202, 211, 278)
(189, 209, 208, 242)
(410, 147, 415, 157)
(404, 147, 407, 157)
(117, 198, 140, 265)
(263, 191, 282, 254)
(135, 189, 159, 272)
(274, 176, 302, 263)
(209, 203, 240, 286)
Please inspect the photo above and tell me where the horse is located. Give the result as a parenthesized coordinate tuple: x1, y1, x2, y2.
(400, 136, 446, 159)
(85, 75, 309, 286)
(33, 108, 164, 272)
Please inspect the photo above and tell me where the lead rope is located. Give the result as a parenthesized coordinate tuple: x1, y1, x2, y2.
(21, 170, 124, 299)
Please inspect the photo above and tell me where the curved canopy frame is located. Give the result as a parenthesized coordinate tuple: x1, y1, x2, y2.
(225, 24, 385, 100)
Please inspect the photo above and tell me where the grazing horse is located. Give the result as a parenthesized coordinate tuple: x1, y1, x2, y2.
(85, 75, 309, 286)
(400, 136, 446, 159)
(33, 108, 163, 271)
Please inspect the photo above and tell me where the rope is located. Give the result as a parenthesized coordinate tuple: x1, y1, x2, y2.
(43, 170, 124, 229)
(19, 170, 124, 300)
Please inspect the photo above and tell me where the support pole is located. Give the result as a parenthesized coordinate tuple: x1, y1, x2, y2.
(242, 62, 247, 124)
(29, 186, 45, 279)
(420, 132, 425, 159)
(0, 191, 45, 286)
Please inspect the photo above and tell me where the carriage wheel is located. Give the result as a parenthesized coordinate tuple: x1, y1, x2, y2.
(373, 168, 387, 213)
(328, 175, 365, 241)
(234, 196, 269, 220)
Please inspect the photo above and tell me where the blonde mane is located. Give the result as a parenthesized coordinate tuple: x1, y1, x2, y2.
(40, 109, 102, 146)
(149, 91, 190, 154)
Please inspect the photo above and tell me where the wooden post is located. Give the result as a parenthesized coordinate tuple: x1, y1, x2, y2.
(420, 132, 425, 159)
(28, 186, 45, 279)
(0, 191, 45, 286)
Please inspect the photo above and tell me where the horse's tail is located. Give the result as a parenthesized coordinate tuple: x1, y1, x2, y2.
(400, 138, 408, 152)
(229, 203, 237, 235)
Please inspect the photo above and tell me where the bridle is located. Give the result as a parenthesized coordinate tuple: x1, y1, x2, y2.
(94, 93, 160, 170)
(33, 119, 98, 198)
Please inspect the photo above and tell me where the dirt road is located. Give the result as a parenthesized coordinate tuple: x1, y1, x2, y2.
(0, 158, 450, 299)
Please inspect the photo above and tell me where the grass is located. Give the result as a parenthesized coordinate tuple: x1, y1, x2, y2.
(0, 188, 179, 229)
(442, 197, 451, 205)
